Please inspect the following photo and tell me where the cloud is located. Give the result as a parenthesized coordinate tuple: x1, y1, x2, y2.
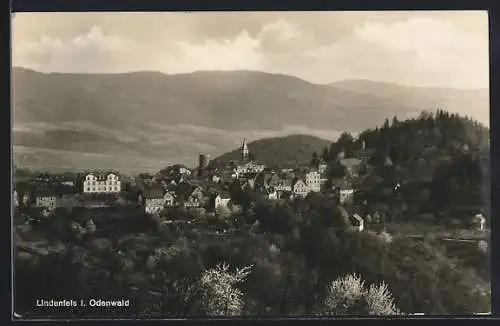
(13, 26, 132, 73)
(171, 30, 263, 72)
(12, 13, 489, 89)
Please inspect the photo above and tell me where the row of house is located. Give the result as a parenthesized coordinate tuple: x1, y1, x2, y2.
(13, 139, 359, 216)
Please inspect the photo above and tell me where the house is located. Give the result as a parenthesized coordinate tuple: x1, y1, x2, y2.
(34, 190, 57, 209)
(305, 170, 321, 193)
(265, 189, 278, 200)
(164, 192, 176, 207)
(22, 192, 31, 206)
(317, 158, 328, 175)
(339, 186, 355, 204)
(235, 161, 266, 175)
(214, 192, 232, 210)
(143, 187, 166, 215)
(183, 185, 205, 208)
(472, 213, 486, 231)
(83, 171, 121, 194)
(13, 190, 19, 208)
(339, 158, 362, 178)
(292, 178, 309, 198)
(271, 177, 293, 192)
(355, 141, 375, 163)
(184, 196, 201, 208)
(351, 213, 364, 232)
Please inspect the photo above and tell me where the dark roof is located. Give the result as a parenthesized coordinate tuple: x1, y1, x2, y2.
(143, 186, 165, 199)
(292, 177, 306, 186)
(84, 171, 121, 181)
(34, 189, 56, 197)
(273, 178, 293, 187)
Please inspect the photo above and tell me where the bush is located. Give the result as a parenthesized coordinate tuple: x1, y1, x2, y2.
(199, 263, 253, 316)
(322, 273, 400, 315)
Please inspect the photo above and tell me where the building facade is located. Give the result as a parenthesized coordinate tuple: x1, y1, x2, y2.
(144, 188, 166, 214)
(305, 170, 321, 193)
(292, 178, 309, 198)
(83, 172, 121, 194)
(35, 191, 57, 209)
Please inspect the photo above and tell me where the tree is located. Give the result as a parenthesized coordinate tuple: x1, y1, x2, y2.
(382, 118, 390, 130)
(336, 132, 356, 157)
(391, 116, 400, 128)
(322, 273, 400, 315)
(321, 147, 329, 162)
(199, 263, 253, 316)
(310, 151, 319, 167)
(327, 160, 347, 180)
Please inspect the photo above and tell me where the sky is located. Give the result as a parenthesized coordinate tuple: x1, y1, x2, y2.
(12, 11, 489, 89)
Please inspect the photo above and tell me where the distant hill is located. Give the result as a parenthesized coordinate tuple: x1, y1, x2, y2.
(330, 79, 489, 126)
(12, 67, 489, 172)
(212, 134, 331, 169)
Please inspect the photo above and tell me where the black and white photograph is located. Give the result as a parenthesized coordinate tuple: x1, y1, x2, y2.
(12, 11, 491, 318)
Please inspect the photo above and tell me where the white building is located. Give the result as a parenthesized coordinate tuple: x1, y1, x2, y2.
(144, 192, 165, 215)
(83, 172, 121, 194)
(351, 213, 364, 232)
(339, 187, 354, 204)
(13, 190, 19, 208)
(164, 192, 176, 207)
(318, 160, 328, 175)
(305, 170, 321, 193)
(235, 161, 266, 175)
(35, 190, 57, 209)
(473, 213, 486, 231)
(214, 193, 231, 210)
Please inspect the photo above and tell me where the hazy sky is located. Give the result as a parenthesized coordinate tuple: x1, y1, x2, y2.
(12, 11, 489, 89)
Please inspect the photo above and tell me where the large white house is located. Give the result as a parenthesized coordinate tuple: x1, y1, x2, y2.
(83, 172, 121, 194)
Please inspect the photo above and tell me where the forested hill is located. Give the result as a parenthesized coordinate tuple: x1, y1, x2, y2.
(212, 134, 331, 168)
(320, 110, 490, 220)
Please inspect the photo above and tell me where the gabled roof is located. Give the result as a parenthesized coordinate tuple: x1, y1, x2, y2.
(84, 170, 121, 181)
(216, 191, 231, 199)
(143, 186, 165, 199)
(34, 189, 57, 197)
(164, 192, 176, 198)
(273, 177, 293, 187)
(351, 213, 364, 224)
(292, 177, 307, 187)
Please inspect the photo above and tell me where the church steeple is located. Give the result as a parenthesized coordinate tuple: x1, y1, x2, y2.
(242, 138, 249, 161)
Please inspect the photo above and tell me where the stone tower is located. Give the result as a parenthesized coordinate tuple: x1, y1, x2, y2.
(199, 153, 209, 170)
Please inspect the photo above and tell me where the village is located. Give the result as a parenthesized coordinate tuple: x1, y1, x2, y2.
(13, 138, 392, 232)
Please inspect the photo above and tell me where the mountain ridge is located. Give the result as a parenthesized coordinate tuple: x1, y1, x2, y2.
(12, 67, 489, 172)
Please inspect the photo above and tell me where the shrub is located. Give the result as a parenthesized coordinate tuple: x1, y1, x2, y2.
(199, 263, 253, 316)
(322, 273, 400, 315)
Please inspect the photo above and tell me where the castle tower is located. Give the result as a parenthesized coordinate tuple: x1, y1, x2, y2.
(199, 153, 209, 170)
(242, 138, 249, 161)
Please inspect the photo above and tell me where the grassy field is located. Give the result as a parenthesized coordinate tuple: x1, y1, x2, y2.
(383, 222, 490, 240)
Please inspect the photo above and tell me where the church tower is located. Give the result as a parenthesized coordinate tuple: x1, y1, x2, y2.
(242, 138, 249, 161)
